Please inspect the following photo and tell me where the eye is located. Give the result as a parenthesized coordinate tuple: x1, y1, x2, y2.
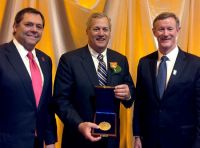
(24, 22, 43, 30)
(158, 28, 164, 32)
(92, 28, 100, 32)
(167, 27, 174, 31)
(36, 24, 43, 30)
(24, 23, 34, 27)
(103, 27, 110, 32)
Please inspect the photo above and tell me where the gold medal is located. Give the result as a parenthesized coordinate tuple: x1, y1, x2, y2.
(99, 121, 111, 131)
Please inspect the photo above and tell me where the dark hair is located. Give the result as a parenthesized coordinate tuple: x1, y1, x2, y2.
(153, 12, 180, 28)
(86, 12, 111, 30)
(14, 7, 45, 27)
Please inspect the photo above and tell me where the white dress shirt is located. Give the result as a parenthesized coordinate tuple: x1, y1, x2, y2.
(157, 46, 179, 86)
(13, 38, 44, 84)
(88, 44, 108, 72)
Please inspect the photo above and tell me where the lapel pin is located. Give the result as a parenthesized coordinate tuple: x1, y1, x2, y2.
(41, 57, 45, 62)
(173, 69, 177, 75)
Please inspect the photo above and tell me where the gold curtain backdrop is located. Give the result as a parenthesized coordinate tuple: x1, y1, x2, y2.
(0, 0, 200, 148)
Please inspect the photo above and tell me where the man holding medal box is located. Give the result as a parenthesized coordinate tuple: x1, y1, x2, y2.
(53, 12, 135, 148)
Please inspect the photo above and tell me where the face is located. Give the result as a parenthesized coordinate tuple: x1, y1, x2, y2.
(86, 17, 111, 53)
(13, 13, 44, 51)
(153, 17, 180, 54)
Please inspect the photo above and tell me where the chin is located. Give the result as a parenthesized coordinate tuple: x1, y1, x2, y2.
(160, 43, 171, 48)
(97, 46, 106, 50)
(28, 40, 39, 44)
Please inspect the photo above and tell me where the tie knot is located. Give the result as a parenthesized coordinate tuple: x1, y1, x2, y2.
(97, 54, 104, 61)
(27, 52, 34, 60)
(161, 56, 168, 62)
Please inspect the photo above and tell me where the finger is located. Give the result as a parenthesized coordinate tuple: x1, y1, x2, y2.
(87, 122, 99, 129)
(115, 84, 126, 89)
(115, 91, 128, 97)
(115, 93, 123, 98)
(88, 135, 102, 142)
(115, 95, 124, 100)
(92, 136, 102, 142)
(114, 88, 127, 95)
(114, 85, 128, 93)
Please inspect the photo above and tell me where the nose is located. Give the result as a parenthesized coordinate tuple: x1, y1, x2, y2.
(30, 25, 40, 32)
(98, 29, 105, 36)
(30, 26, 37, 32)
(163, 29, 169, 36)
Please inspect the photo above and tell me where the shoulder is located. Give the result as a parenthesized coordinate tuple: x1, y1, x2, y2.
(138, 51, 157, 65)
(60, 46, 88, 62)
(141, 51, 157, 60)
(35, 48, 52, 62)
(63, 46, 85, 56)
(180, 51, 200, 70)
(0, 42, 14, 53)
(182, 51, 200, 61)
(0, 42, 10, 49)
(107, 48, 125, 57)
(107, 48, 127, 61)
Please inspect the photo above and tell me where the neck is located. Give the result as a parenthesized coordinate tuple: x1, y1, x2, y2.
(159, 46, 176, 55)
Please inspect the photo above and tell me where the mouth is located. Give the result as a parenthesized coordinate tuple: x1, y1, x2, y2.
(160, 37, 171, 42)
(26, 34, 40, 40)
(96, 37, 106, 41)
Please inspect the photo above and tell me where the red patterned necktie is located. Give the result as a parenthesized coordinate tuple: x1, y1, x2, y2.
(27, 52, 42, 107)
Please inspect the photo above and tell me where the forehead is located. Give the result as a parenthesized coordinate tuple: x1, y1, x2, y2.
(155, 17, 176, 27)
(21, 13, 43, 24)
(90, 17, 109, 27)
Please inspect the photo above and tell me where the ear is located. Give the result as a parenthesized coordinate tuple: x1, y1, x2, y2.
(177, 27, 181, 32)
(152, 28, 156, 36)
(86, 29, 89, 35)
(109, 31, 111, 39)
(13, 23, 17, 33)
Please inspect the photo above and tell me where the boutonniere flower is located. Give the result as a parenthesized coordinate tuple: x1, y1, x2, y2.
(110, 62, 122, 73)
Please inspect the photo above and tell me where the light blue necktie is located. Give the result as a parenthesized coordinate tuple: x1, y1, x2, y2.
(157, 56, 168, 99)
(97, 54, 107, 86)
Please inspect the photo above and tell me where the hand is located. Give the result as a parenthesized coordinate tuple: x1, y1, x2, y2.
(46, 144, 55, 148)
(114, 84, 131, 100)
(134, 137, 142, 148)
(78, 122, 101, 142)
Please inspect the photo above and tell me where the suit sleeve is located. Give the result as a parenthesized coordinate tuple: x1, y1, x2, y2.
(53, 55, 83, 131)
(120, 56, 136, 108)
(44, 58, 57, 144)
(193, 66, 200, 148)
(133, 60, 143, 136)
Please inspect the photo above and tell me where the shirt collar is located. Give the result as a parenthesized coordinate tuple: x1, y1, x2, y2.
(88, 44, 107, 59)
(158, 46, 179, 62)
(13, 38, 37, 59)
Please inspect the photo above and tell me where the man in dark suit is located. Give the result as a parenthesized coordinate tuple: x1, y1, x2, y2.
(133, 12, 200, 148)
(0, 8, 57, 148)
(53, 12, 135, 148)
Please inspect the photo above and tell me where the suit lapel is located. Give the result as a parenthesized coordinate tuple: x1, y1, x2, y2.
(106, 49, 116, 86)
(164, 49, 186, 98)
(36, 50, 50, 109)
(81, 46, 99, 86)
(107, 48, 118, 86)
(149, 52, 161, 101)
(5, 42, 36, 106)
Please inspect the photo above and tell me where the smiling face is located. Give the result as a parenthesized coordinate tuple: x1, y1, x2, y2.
(13, 13, 44, 51)
(86, 17, 111, 53)
(153, 17, 180, 54)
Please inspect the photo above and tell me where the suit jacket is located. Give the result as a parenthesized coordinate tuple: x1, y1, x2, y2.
(133, 48, 200, 148)
(53, 45, 135, 148)
(0, 41, 57, 148)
